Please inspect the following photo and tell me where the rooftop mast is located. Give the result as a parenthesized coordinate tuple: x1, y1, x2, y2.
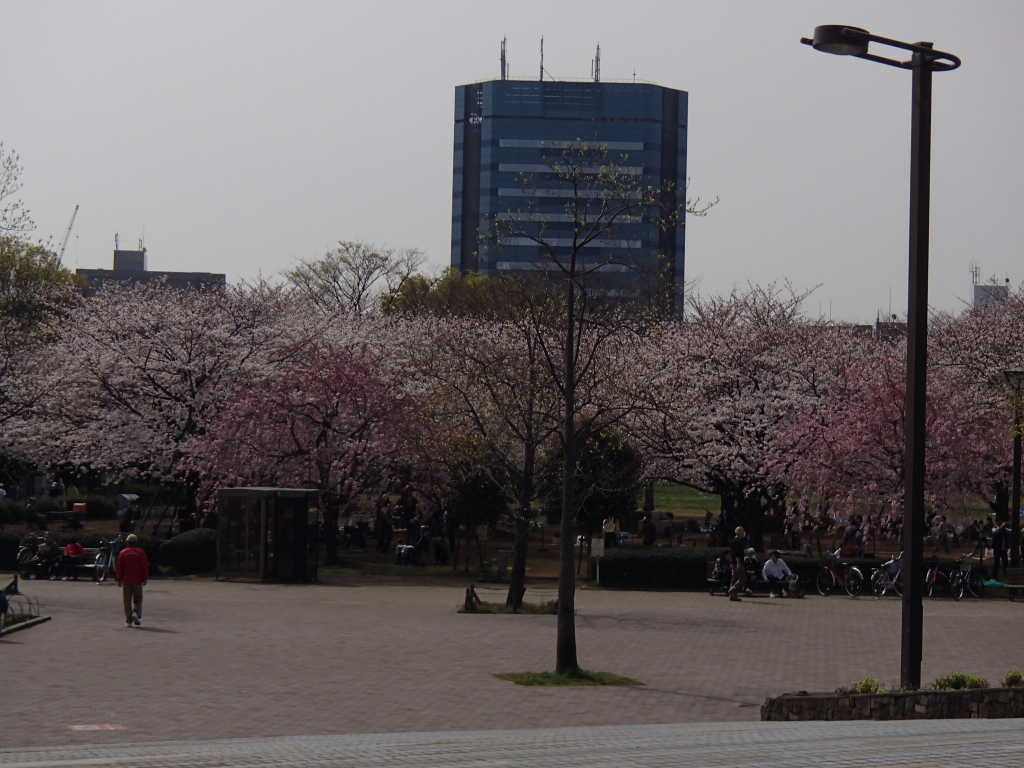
(539, 37, 544, 81)
(593, 43, 601, 82)
(500, 36, 507, 80)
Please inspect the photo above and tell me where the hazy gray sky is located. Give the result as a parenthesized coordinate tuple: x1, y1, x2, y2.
(2, 1, 1021, 321)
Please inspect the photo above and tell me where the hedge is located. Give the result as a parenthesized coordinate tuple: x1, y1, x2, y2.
(594, 546, 886, 590)
(0, 495, 118, 523)
(2, 529, 219, 576)
(159, 527, 217, 574)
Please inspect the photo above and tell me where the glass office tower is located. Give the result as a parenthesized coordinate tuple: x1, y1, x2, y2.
(452, 79, 688, 312)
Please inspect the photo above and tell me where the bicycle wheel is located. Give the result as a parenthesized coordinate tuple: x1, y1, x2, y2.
(968, 572, 985, 598)
(844, 567, 864, 597)
(17, 551, 34, 579)
(94, 554, 107, 583)
(816, 568, 835, 596)
(893, 574, 903, 597)
(871, 571, 886, 597)
(926, 570, 949, 598)
(952, 574, 965, 601)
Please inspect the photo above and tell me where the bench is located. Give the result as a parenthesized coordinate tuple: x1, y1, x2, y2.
(1005, 567, 1024, 601)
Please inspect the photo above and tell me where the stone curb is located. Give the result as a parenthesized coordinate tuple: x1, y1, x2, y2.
(0, 615, 52, 636)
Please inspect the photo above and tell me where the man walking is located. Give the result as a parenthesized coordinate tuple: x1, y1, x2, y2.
(727, 526, 748, 602)
(992, 520, 1010, 581)
(115, 534, 149, 627)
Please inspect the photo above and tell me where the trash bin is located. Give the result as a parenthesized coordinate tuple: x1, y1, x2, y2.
(497, 549, 513, 580)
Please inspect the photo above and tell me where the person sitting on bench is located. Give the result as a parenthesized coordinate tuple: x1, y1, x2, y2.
(762, 550, 793, 597)
(61, 538, 86, 580)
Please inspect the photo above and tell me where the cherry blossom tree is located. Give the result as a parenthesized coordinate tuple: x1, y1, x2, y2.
(774, 345, 1009, 540)
(636, 285, 859, 550)
(930, 288, 1024, 519)
(9, 281, 294, 506)
(186, 346, 412, 563)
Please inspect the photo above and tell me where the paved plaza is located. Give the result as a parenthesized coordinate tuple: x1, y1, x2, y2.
(1, 577, 1022, 759)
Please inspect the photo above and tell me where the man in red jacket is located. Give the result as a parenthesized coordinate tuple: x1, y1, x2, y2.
(115, 534, 149, 627)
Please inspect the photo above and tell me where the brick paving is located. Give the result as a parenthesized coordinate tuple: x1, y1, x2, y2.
(1, 578, 1022, 753)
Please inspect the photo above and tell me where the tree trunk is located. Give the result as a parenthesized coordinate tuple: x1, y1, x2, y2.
(556, 280, 579, 675)
(323, 503, 339, 565)
(506, 512, 529, 608)
(743, 491, 766, 552)
(989, 483, 1009, 523)
(643, 480, 655, 512)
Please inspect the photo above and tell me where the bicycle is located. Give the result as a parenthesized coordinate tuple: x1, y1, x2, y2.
(925, 555, 949, 598)
(16, 534, 57, 580)
(950, 554, 985, 600)
(871, 552, 903, 597)
(816, 549, 864, 597)
(93, 536, 123, 583)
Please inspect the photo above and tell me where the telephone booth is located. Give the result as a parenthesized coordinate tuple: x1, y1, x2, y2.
(216, 488, 319, 582)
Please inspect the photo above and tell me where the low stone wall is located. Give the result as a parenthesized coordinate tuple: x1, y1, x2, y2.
(761, 687, 1024, 721)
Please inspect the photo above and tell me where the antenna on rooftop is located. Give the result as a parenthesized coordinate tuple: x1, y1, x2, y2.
(969, 260, 980, 286)
(539, 37, 544, 81)
(115, 231, 119, 250)
(500, 37, 507, 80)
(593, 43, 601, 82)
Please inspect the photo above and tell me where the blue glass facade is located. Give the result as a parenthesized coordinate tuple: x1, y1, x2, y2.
(452, 79, 688, 312)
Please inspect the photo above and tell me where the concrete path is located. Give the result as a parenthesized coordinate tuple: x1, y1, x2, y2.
(3, 720, 1023, 767)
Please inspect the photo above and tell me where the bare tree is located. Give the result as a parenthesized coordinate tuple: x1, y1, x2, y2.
(491, 142, 715, 673)
(0, 143, 34, 237)
(286, 240, 426, 314)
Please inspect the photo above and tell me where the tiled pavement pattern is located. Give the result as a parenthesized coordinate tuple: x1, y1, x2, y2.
(1, 578, 1022, 751)
(3, 720, 1024, 767)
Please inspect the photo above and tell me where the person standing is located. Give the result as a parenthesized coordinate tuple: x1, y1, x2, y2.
(992, 521, 1010, 581)
(115, 534, 149, 627)
(727, 526, 748, 602)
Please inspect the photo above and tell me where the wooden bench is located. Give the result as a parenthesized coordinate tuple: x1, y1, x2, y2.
(1004, 567, 1024, 601)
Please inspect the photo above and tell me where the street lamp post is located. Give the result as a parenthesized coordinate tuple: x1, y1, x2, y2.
(1006, 370, 1024, 568)
(801, 25, 960, 689)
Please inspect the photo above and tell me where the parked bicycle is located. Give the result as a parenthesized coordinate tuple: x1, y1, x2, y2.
(816, 549, 864, 597)
(925, 555, 949, 598)
(93, 535, 123, 583)
(871, 552, 903, 597)
(16, 534, 45, 579)
(950, 554, 985, 600)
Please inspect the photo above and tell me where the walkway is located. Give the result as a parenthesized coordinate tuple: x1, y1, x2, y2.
(4, 720, 1023, 767)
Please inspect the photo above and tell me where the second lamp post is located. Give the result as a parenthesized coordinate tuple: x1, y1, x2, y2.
(801, 25, 960, 689)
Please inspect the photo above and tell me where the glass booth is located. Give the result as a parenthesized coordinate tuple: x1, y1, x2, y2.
(217, 488, 319, 582)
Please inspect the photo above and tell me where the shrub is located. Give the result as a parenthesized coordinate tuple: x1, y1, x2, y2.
(933, 672, 989, 690)
(1001, 670, 1022, 688)
(835, 676, 883, 695)
(684, 518, 701, 534)
(0, 500, 25, 527)
(159, 527, 217, 574)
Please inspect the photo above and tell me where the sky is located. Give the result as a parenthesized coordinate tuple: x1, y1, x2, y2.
(2, 0, 1021, 322)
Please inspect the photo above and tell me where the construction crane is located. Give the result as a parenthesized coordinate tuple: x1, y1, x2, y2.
(57, 204, 79, 264)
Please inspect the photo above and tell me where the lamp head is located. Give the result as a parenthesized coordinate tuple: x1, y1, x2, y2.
(812, 25, 870, 56)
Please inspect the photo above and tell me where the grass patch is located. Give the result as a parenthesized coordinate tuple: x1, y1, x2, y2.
(458, 600, 557, 615)
(494, 669, 644, 687)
